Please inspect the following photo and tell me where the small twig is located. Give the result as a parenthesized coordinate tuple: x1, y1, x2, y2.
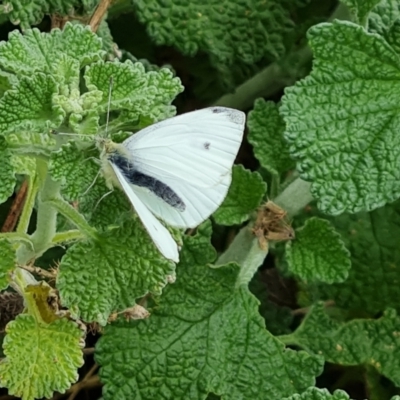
(67, 364, 99, 400)
(89, 0, 113, 32)
(19, 264, 57, 280)
(52, 375, 101, 400)
(83, 347, 95, 355)
(186, 228, 196, 236)
(291, 300, 335, 316)
(1, 180, 28, 232)
(51, 14, 68, 29)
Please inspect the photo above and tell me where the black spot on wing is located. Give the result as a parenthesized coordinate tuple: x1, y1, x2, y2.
(203, 142, 210, 150)
(109, 154, 186, 212)
(210, 106, 245, 125)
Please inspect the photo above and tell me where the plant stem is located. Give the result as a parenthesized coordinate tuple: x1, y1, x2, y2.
(19, 264, 56, 279)
(1, 180, 28, 232)
(16, 160, 60, 264)
(216, 177, 312, 286)
(17, 172, 40, 234)
(276, 333, 297, 346)
(46, 198, 98, 240)
(274, 177, 313, 218)
(216, 225, 268, 288)
(89, 0, 113, 32)
(212, 3, 353, 110)
(52, 229, 86, 244)
(0, 232, 33, 250)
(270, 174, 280, 199)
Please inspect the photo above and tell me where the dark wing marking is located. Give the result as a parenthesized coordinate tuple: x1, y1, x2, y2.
(109, 153, 186, 211)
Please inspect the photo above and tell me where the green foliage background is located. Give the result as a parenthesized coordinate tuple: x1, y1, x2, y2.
(0, 0, 399, 400)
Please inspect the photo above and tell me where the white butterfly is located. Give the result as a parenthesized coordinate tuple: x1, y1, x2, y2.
(98, 107, 245, 262)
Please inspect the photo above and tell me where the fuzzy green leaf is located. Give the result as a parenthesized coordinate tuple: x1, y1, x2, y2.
(0, 240, 14, 290)
(0, 137, 16, 204)
(6, 130, 55, 154)
(1, 1, 97, 29)
(0, 23, 103, 76)
(133, 0, 306, 87)
(368, 1, 400, 53)
(49, 142, 99, 202)
(96, 230, 323, 400)
(85, 60, 183, 131)
(0, 315, 84, 400)
(282, 304, 400, 386)
(284, 387, 353, 400)
(307, 200, 400, 314)
(213, 165, 266, 226)
(281, 20, 400, 215)
(57, 220, 176, 325)
(286, 217, 351, 283)
(247, 99, 294, 175)
(0, 73, 64, 134)
(79, 177, 132, 230)
(180, 220, 216, 266)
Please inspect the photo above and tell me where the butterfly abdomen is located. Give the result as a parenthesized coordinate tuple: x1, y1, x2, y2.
(109, 153, 186, 212)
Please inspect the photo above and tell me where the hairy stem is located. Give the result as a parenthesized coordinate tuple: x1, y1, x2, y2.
(52, 229, 86, 244)
(17, 172, 40, 234)
(16, 160, 60, 264)
(216, 225, 268, 288)
(46, 198, 98, 240)
(274, 177, 313, 218)
(216, 177, 313, 285)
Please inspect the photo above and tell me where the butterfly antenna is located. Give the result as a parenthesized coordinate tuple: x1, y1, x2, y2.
(104, 76, 114, 138)
(94, 189, 114, 211)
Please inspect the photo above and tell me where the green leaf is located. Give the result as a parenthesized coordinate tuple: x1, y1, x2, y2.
(0, 239, 14, 290)
(0, 137, 16, 204)
(368, 1, 400, 53)
(284, 387, 353, 400)
(11, 155, 35, 176)
(0, 314, 83, 400)
(286, 217, 351, 283)
(306, 200, 400, 314)
(213, 165, 266, 226)
(247, 99, 294, 175)
(368, 0, 400, 34)
(282, 304, 400, 387)
(0, 73, 64, 134)
(180, 220, 217, 266)
(6, 130, 55, 155)
(0, 1, 97, 29)
(84, 60, 184, 130)
(281, 20, 400, 215)
(49, 142, 99, 202)
(57, 220, 176, 325)
(133, 0, 309, 88)
(95, 233, 323, 400)
(341, 0, 382, 24)
(78, 172, 132, 230)
(0, 23, 103, 75)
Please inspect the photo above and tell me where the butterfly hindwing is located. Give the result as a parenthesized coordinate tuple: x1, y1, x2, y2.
(110, 161, 179, 262)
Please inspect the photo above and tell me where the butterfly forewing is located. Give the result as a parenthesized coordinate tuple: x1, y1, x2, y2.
(122, 107, 245, 188)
